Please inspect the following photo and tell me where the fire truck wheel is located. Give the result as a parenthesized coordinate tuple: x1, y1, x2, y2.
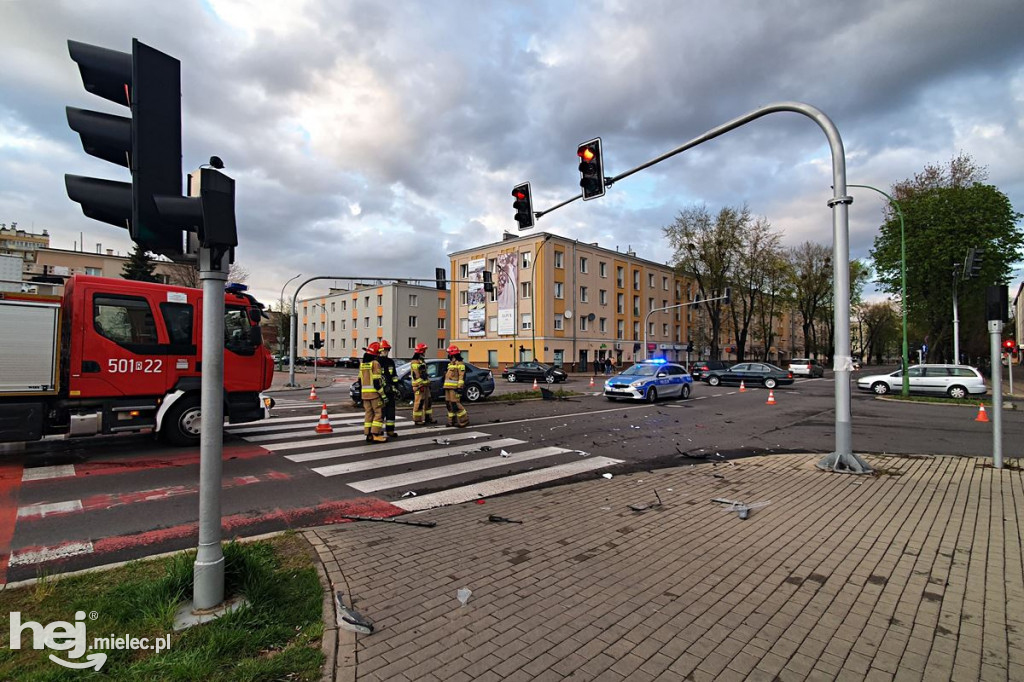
(164, 395, 202, 446)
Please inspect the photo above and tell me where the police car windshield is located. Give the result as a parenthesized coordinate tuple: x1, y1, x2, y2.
(621, 364, 660, 377)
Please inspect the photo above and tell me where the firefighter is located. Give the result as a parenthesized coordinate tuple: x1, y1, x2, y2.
(443, 344, 469, 427)
(359, 342, 388, 443)
(378, 339, 400, 438)
(410, 342, 435, 425)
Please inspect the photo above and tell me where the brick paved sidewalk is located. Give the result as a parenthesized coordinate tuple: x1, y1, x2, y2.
(305, 454, 1024, 681)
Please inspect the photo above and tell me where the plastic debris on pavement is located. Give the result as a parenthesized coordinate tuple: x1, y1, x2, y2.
(457, 588, 472, 606)
(434, 438, 450, 445)
(602, 473, 613, 479)
(500, 449, 511, 457)
(401, 491, 417, 498)
(488, 515, 523, 524)
(335, 592, 374, 634)
(575, 450, 590, 457)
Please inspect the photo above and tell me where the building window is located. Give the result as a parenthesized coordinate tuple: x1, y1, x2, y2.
(376, 315, 383, 326)
(330, 302, 336, 313)
(617, 266, 625, 288)
(633, 271, 641, 290)
(521, 313, 532, 330)
(364, 296, 370, 307)
(377, 295, 383, 306)
(633, 296, 640, 316)
(599, 289, 607, 305)
(663, 276, 669, 291)
(409, 294, 418, 307)
(579, 257, 588, 273)
(633, 322, 640, 339)
(554, 282, 564, 299)
(330, 321, 335, 332)
(409, 316, 417, 327)
(617, 293, 624, 314)
(649, 298, 655, 311)
(438, 338, 446, 349)
(580, 286, 589, 303)
(617, 320, 625, 339)
(341, 320, 346, 330)
(460, 291, 469, 305)
(461, 318, 469, 333)
(342, 300, 347, 311)
(437, 318, 447, 329)
(600, 317, 607, 333)
(663, 323, 669, 336)
(554, 251, 564, 268)
(460, 264, 469, 278)
(408, 337, 417, 349)
(648, 273, 655, 288)
(488, 316, 497, 332)
(648, 322, 655, 335)
(85, 267, 102, 276)
(599, 262, 607, 278)
(364, 317, 370, 328)
(554, 317, 563, 331)
(521, 252, 531, 269)
(439, 297, 447, 310)
(579, 316, 588, 331)
(521, 281, 532, 299)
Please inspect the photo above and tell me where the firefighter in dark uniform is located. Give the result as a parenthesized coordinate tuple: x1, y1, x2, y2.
(359, 342, 387, 443)
(410, 342, 435, 425)
(378, 339, 400, 438)
(443, 344, 469, 427)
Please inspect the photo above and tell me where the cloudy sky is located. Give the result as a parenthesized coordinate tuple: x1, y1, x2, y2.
(2, 0, 1022, 306)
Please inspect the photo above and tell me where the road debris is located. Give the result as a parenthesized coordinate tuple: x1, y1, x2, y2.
(711, 498, 771, 520)
(434, 438, 451, 445)
(488, 515, 523, 524)
(401, 491, 417, 498)
(335, 591, 374, 634)
(629, 489, 664, 512)
(341, 515, 437, 528)
(602, 473, 613, 479)
(500, 449, 511, 457)
(457, 588, 472, 606)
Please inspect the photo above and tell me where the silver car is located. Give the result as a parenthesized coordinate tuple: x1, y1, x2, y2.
(788, 357, 825, 378)
(856, 364, 987, 399)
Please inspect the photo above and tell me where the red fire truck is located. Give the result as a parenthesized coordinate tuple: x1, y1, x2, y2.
(0, 275, 275, 446)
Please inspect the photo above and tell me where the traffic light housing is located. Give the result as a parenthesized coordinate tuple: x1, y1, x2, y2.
(435, 268, 447, 291)
(965, 248, 984, 279)
(313, 332, 323, 350)
(482, 271, 494, 293)
(65, 39, 184, 257)
(512, 182, 535, 230)
(577, 138, 605, 200)
(723, 287, 732, 305)
(1004, 339, 1016, 353)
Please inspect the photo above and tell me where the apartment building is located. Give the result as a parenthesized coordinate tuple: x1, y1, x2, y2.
(447, 232, 701, 369)
(297, 282, 448, 361)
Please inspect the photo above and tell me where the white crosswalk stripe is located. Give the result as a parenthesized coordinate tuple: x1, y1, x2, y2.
(230, 415, 623, 507)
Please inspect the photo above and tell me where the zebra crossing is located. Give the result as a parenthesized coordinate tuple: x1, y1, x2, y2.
(226, 413, 623, 510)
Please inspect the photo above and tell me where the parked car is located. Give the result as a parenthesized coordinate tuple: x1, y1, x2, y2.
(313, 358, 336, 367)
(350, 359, 495, 406)
(689, 359, 730, 381)
(501, 361, 568, 384)
(604, 360, 693, 402)
(336, 356, 361, 369)
(788, 357, 825, 378)
(856, 364, 986, 399)
(703, 362, 794, 389)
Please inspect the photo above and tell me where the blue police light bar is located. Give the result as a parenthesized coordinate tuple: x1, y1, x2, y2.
(642, 358, 667, 364)
(225, 282, 248, 293)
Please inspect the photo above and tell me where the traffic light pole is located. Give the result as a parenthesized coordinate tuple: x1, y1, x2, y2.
(989, 319, 1004, 469)
(194, 246, 229, 610)
(644, 294, 728, 361)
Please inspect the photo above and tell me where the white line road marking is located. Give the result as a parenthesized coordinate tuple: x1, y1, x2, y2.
(231, 420, 366, 438)
(393, 456, 624, 511)
(17, 500, 84, 518)
(311, 438, 527, 477)
(22, 464, 77, 482)
(260, 425, 454, 452)
(349, 446, 573, 493)
(9, 541, 95, 566)
(286, 431, 493, 463)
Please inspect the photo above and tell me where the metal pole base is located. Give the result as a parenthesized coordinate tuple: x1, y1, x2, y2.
(816, 451, 873, 474)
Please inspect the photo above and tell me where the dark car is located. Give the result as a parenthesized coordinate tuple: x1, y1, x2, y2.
(336, 356, 361, 369)
(501, 361, 568, 384)
(703, 362, 794, 389)
(350, 359, 495, 406)
(313, 358, 336, 367)
(689, 359, 730, 381)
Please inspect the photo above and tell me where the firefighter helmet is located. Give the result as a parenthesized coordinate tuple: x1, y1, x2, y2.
(446, 344, 460, 355)
(365, 342, 381, 355)
(380, 339, 391, 350)
(414, 342, 429, 354)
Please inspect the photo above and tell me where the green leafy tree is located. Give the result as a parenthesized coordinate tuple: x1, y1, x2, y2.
(870, 154, 1023, 362)
(729, 215, 783, 362)
(789, 242, 831, 359)
(121, 244, 158, 282)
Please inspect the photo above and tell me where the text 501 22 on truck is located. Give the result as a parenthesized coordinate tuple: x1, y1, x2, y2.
(0, 275, 275, 446)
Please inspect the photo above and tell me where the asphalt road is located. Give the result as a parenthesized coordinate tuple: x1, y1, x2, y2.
(2, 371, 1019, 583)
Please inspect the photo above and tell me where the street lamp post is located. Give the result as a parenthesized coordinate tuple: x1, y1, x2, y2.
(848, 184, 909, 397)
(279, 273, 301, 370)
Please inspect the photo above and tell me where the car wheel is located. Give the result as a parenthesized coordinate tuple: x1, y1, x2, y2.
(162, 395, 202, 447)
(872, 382, 890, 395)
(545, 374, 556, 384)
(464, 384, 483, 402)
(681, 384, 691, 399)
(708, 376, 721, 387)
(947, 385, 968, 399)
(646, 387, 658, 403)
(507, 373, 517, 383)
(764, 377, 777, 389)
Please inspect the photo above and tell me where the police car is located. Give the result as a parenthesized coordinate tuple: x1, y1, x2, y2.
(604, 359, 693, 402)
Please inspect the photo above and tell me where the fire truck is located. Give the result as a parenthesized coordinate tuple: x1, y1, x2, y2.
(0, 275, 275, 446)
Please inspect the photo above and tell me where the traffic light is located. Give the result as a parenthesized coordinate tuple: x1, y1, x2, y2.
(65, 39, 184, 257)
(577, 138, 605, 200)
(723, 287, 732, 305)
(435, 268, 447, 291)
(686, 340, 694, 353)
(482, 271, 494, 293)
(1004, 339, 1016, 353)
(512, 182, 534, 230)
(313, 332, 323, 350)
(965, 248, 984, 279)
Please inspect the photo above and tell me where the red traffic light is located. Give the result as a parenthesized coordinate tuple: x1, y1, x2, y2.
(1004, 339, 1016, 350)
(578, 146, 596, 162)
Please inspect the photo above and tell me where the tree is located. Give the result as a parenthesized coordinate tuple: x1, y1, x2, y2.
(752, 249, 792, 361)
(165, 260, 250, 289)
(665, 204, 744, 359)
(729, 215, 783, 362)
(871, 153, 1023, 361)
(789, 242, 831, 359)
(122, 244, 158, 282)
(858, 300, 900, 364)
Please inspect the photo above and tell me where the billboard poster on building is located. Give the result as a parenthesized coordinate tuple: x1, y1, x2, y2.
(467, 258, 486, 337)
(496, 252, 517, 336)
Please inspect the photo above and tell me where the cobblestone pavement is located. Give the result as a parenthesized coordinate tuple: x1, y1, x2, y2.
(306, 453, 1024, 681)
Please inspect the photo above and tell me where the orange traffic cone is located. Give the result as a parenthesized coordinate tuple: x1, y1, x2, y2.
(975, 403, 989, 423)
(309, 385, 318, 401)
(589, 376, 595, 388)
(532, 378, 539, 390)
(315, 404, 334, 434)
(766, 389, 776, 405)
(739, 380, 747, 392)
